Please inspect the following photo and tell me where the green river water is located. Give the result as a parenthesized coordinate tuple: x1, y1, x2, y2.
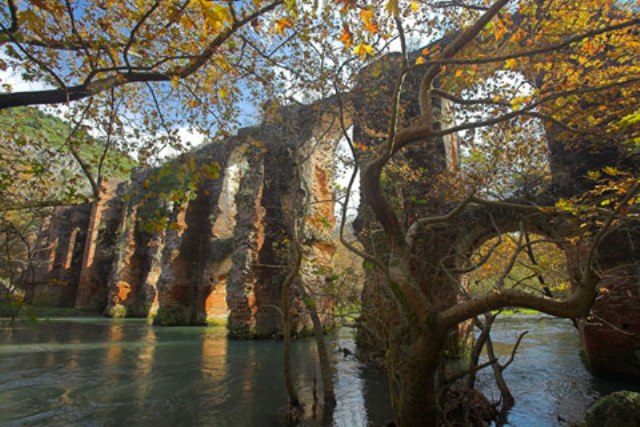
(0, 315, 638, 426)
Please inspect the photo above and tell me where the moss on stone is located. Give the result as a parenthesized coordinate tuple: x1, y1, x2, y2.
(107, 304, 127, 319)
(227, 324, 258, 340)
(582, 391, 640, 427)
(206, 316, 228, 327)
(153, 305, 191, 326)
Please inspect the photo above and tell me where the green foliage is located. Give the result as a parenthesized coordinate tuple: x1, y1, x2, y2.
(0, 107, 136, 180)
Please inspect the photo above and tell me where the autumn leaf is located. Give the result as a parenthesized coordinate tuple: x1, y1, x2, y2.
(494, 22, 507, 41)
(619, 111, 640, 127)
(31, 0, 64, 14)
(19, 9, 44, 29)
(410, 1, 420, 12)
(335, 0, 356, 12)
(275, 17, 295, 34)
(364, 21, 378, 34)
(602, 166, 624, 176)
(339, 27, 354, 49)
(353, 42, 374, 59)
(587, 170, 601, 181)
(510, 96, 527, 110)
(357, 9, 378, 33)
(510, 29, 526, 43)
(385, 0, 399, 17)
(197, 0, 231, 32)
(360, 9, 375, 26)
(415, 56, 426, 65)
(505, 58, 517, 69)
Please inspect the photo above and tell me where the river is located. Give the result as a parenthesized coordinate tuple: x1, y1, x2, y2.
(0, 315, 637, 426)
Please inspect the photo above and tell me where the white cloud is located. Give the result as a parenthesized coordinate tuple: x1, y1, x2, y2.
(0, 52, 53, 94)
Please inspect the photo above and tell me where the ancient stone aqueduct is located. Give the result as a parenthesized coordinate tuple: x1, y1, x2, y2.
(25, 54, 639, 377)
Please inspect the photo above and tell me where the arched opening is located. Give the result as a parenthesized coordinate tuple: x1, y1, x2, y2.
(202, 145, 249, 325)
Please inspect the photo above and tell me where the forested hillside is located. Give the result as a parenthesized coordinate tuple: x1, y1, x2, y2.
(0, 107, 135, 208)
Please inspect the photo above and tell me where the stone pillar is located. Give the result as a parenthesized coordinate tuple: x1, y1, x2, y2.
(226, 146, 265, 338)
(75, 178, 123, 310)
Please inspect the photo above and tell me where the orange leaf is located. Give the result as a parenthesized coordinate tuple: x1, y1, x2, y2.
(364, 21, 378, 34)
(338, 27, 354, 49)
(360, 9, 374, 25)
(275, 17, 294, 35)
(335, 0, 356, 11)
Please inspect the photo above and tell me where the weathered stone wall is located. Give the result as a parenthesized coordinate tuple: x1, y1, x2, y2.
(75, 178, 123, 310)
(27, 100, 342, 338)
(26, 204, 91, 307)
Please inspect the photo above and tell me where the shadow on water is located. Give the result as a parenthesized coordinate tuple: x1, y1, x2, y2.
(0, 315, 637, 426)
(0, 319, 392, 426)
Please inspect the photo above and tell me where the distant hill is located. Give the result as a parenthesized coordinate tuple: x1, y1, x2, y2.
(0, 107, 136, 205)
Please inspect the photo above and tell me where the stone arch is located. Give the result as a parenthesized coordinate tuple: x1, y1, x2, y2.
(199, 144, 250, 326)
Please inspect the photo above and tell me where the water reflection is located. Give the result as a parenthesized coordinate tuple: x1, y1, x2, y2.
(4, 316, 636, 426)
(106, 322, 125, 366)
(133, 326, 156, 413)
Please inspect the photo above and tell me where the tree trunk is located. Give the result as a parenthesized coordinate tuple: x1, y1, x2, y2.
(282, 246, 301, 408)
(296, 280, 336, 405)
(388, 334, 445, 426)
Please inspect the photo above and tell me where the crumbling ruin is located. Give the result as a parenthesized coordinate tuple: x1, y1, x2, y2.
(27, 102, 343, 338)
(24, 53, 639, 379)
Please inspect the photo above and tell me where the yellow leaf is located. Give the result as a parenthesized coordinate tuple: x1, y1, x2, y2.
(197, 1, 231, 32)
(587, 170, 601, 180)
(219, 87, 228, 99)
(170, 75, 180, 89)
(385, 0, 399, 17)
(603, 166, 623, 176)
(505, 58, 517, 69)
(353, 42, 374, 59)
(454, 69, 464, 78)
(410, 1, 420, 12)
(275, 17, 294, 35)
(415, 56, 425, 65)
(360, 9, 374, 25)
(510, 96, 526, 110)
